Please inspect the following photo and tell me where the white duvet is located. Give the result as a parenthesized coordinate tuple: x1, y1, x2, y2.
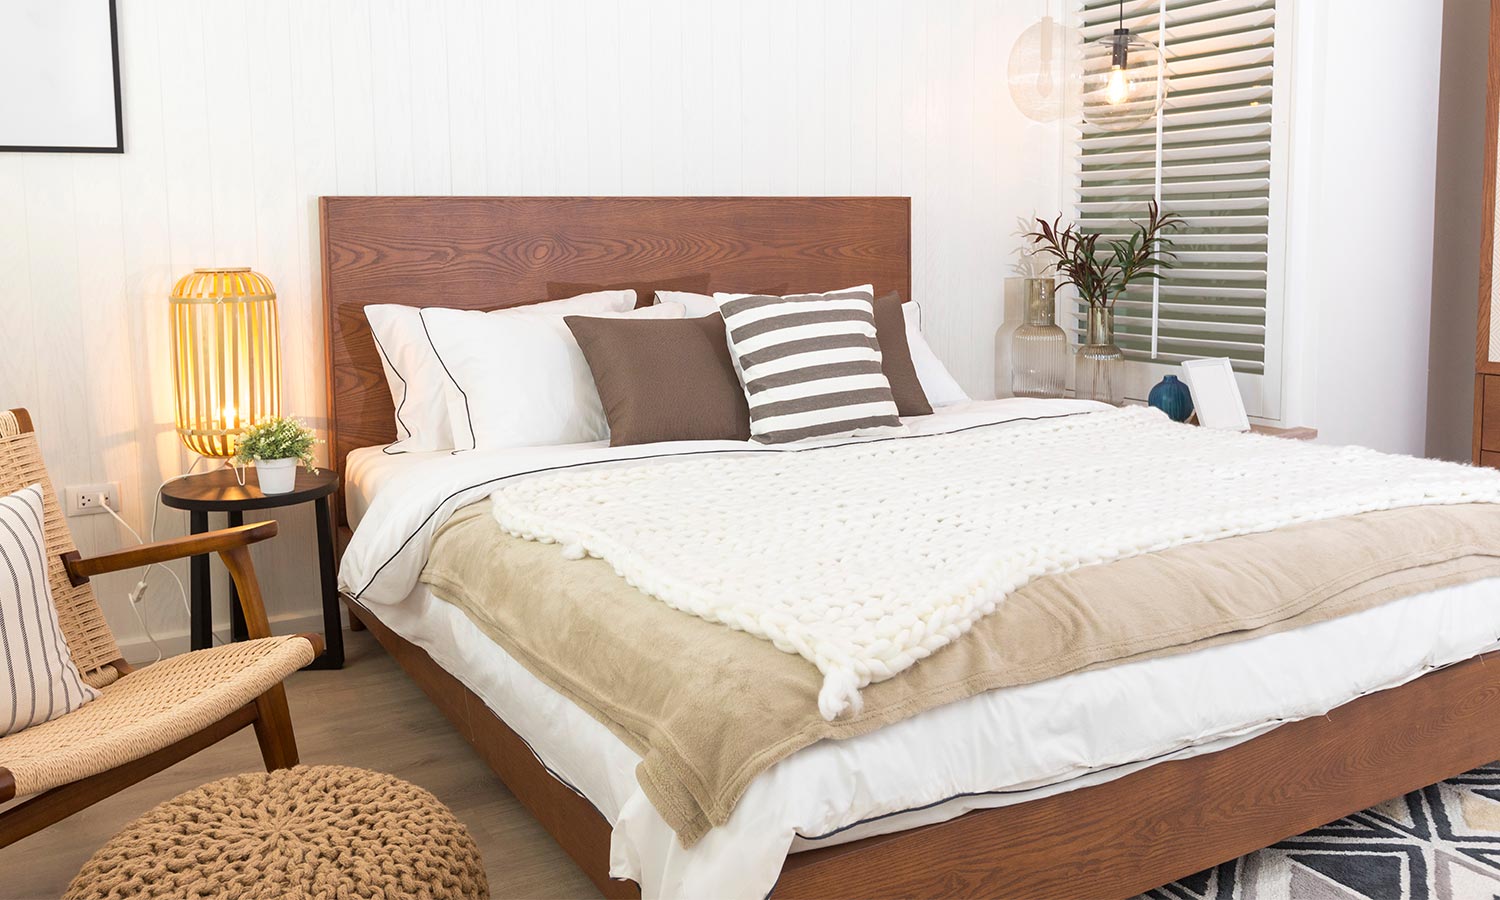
(339, 399, 1500, 899)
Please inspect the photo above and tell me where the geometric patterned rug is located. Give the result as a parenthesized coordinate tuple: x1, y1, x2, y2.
(1139, 762, 1500, 900)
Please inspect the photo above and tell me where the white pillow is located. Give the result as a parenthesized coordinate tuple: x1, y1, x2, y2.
(0, 484, 99, 737)
(424, 302, 686, 450)
(902, 302, 969, 406)
(366, 290, 637, 452)
(655, 290, 719, 318)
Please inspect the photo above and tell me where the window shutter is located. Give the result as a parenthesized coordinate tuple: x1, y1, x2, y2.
(1074, 0, 1277, 375)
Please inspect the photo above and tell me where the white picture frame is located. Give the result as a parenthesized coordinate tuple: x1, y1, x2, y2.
(1180, 358, 1250, 431)
(0, 0, 123, 153)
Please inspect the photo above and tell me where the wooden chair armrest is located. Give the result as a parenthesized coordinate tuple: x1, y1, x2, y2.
(63, 522, 279, 582)
(64, 522, 281, 641)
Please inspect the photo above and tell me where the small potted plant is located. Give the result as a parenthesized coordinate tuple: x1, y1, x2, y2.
(1025, 200, 1182, 405)
(234, 417, 319, 495)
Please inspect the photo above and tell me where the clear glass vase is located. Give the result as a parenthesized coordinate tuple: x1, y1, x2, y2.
(1010, 279, 1068, 398)
(1075, 305, 1125, 406)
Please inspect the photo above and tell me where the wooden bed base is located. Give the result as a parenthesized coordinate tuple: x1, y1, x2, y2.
(346, 594, 1500, 899)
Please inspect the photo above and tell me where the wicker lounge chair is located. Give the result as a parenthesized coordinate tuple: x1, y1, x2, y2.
(0, 408, 322, 847)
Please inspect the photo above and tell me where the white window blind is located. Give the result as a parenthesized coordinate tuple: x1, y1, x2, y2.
(1075, 0, 1278, 375)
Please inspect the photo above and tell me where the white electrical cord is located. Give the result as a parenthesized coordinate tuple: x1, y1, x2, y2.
(99, 456, 227, 664)
(102, 502, 193, 624)
(100, 503, 168, 665)
(124, 597, 164, 665)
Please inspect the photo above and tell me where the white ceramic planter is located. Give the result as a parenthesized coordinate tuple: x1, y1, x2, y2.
(255, 457, 298, 495)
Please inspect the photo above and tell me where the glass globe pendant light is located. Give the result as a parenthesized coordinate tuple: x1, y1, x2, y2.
(1007, 6, 1083, 124)
(1081, 0, 1165, 132)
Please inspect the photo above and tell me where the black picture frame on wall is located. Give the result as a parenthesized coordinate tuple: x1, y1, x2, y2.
(0, 0, 123, 154)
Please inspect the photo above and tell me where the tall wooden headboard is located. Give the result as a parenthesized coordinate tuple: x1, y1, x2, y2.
(322, 195, 911, 525)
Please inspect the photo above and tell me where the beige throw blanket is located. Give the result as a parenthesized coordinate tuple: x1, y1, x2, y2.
(423, 500, 1500, 846)
(487, 406, 1500, 720)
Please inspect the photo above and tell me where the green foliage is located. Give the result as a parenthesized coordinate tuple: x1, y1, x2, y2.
(234, 417, 319, 472)
(1026, 200, 1183, 309)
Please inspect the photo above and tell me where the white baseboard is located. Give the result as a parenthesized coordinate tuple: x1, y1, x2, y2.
(118, 609, 343, 665)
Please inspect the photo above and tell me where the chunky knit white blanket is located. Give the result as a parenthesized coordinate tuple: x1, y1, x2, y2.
(490, 407, 1500, 720)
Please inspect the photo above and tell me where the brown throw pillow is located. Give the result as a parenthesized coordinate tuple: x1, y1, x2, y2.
(872, 292, 933, 417)
(565, 314, 751, 446)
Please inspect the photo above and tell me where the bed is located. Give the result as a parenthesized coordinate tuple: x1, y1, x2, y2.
(324, 196, 1500, 899)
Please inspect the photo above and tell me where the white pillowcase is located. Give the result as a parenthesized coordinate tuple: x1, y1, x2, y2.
(0, 484, 99, 737)
(902, 302, 969, 406)
(366, 290, 637, 452)
(655, 290, 719, 318)
(424, 302, 686, 450)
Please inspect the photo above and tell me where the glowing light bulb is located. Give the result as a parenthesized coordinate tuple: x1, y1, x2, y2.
(221, 404, 236, 425)
(1105, 65, 1131, 105)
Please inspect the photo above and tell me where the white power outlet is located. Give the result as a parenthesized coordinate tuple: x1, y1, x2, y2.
(66, 482, 121, 517)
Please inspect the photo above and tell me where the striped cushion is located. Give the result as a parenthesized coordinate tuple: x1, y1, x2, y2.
(716, 285, 905, 444)
(0, 484, 99, 737)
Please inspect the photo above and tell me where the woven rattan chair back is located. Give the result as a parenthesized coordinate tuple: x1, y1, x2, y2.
(0, 410, 123, 688)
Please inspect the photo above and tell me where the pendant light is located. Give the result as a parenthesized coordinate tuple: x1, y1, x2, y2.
(1007, 3, 1083, 124)
(1081, 0, 1165, 132)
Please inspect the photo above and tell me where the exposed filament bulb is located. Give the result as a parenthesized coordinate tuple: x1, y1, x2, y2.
(1105, 65, 1131, 105)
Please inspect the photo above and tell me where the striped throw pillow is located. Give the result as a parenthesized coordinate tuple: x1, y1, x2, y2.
(716, 285, 905, 444)
(0, 484, 99, 737)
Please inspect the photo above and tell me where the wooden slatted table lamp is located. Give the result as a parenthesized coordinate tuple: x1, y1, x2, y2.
(169, 267, 281, 457)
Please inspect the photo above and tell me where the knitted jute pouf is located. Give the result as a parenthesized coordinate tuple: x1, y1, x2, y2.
(65, 765, 489, 900)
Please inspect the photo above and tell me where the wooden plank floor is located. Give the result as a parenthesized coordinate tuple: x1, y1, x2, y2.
(0, 630, 604, 900)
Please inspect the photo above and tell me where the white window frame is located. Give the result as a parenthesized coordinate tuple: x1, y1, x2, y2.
(1062, 0, 1297, 423)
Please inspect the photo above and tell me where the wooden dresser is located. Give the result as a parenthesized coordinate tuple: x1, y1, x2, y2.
(1480, 377, 1500, 469)
(1476, 1, 1500, 468)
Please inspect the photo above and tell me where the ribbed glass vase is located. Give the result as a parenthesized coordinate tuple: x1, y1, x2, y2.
(1010, 279, 1068, 398)
(1075, 304, 1125, 406)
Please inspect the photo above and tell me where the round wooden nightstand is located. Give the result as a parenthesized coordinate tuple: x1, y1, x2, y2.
(160, 466, 343, 669)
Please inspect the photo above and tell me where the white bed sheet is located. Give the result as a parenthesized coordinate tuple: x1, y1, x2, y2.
(346, 447, 445, 531)
(343, 404, 1500, 899)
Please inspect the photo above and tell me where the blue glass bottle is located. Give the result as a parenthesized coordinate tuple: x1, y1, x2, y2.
(1148, 374, 1193, 422)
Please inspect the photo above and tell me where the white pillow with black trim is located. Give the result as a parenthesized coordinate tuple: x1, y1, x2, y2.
(715, 285, 906, 444)
(901, 301, 970, 406)
(655, 290, 719, 318)
(365, 290, 637, 453)
(0, 484, 99, 737)
(423, 301, 686, 450)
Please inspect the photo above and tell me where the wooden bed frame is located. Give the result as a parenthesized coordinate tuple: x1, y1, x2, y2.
(323, 196, 1500, 899)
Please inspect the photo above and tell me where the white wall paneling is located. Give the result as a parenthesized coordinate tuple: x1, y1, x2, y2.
(0, 0, 1063, 659)
(1278, 0, 1446, 454)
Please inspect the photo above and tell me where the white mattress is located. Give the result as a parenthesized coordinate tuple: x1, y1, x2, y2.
(343, 410, 1500, 899)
